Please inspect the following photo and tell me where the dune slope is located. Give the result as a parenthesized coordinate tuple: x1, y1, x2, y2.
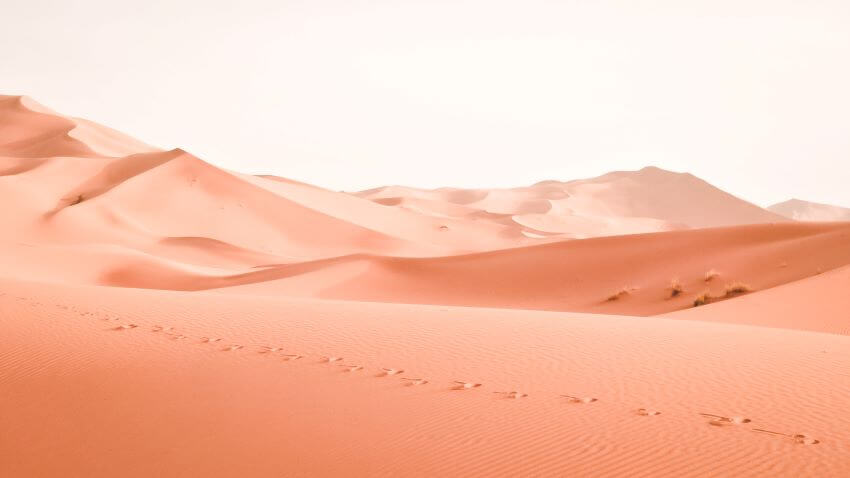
(769, 198, 850, 222)
(98, 222, 850, 321)
(356, 166, 787, 238)
(2, 277, 849, 478)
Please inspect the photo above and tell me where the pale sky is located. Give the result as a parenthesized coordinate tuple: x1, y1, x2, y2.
(2, 0, 849, 207)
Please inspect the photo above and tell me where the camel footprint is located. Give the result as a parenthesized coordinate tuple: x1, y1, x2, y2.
(561, 395, 598, 404)
(752, 429, 820, 445)
(452, 381, 482, 390)
(378, 368, 405, 377)
(494, 391, 528, 399)
(636, 408, 662, 416)
(700, 413, 751, 426)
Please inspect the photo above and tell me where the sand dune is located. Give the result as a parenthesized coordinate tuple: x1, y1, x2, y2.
(2, 96, 849, 477)
(769, 198, 850, 222)
(356, 166, 787, 238)
(665, 264, 850, 334)
(0, 95, 158, 158)
(2, 277, 849, 477)
(97, 222, 850, 321)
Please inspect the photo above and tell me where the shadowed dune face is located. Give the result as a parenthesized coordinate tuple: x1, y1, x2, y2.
(0, 95, 158, 158)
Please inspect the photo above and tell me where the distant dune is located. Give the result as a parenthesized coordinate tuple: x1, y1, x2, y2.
(2, 96, 849, 477)
(356, 166, 788, 239)
(769, 198, 850, 222)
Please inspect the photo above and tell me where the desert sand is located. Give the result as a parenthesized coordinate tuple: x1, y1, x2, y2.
(769, 198, 850, 222)
(2, 95, 850, 477)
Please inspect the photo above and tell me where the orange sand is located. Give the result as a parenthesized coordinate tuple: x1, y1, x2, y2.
(2, 96, 849, 477)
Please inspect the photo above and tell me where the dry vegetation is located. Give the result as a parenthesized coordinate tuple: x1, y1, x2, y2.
(669, 279, 683, 297)
(693, 290, 712, 307)
(692, 281, 753, 307)
(724, 282, 752, 297)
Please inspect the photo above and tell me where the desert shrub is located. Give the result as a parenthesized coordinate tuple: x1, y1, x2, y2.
(669, 279, 683, 297)
(724, 282, 752, 297)
(693, 290, 712, 307)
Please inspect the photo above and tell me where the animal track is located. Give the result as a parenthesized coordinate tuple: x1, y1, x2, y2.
(752, 429, 820, 445)
(75, 306, 826, 448)
(494, 391, 528, 399)
(700, 413, 751, 426)
(561, 395, 598, 404)
(452, 381, 482, 390)
(636, 408, 661, 416)
(380, 368, 405, 376)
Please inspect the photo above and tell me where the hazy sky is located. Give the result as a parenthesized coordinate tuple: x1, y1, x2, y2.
(3, 0, 849, 206)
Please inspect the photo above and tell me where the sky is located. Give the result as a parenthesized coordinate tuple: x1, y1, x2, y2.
(2, 0, 849, 207)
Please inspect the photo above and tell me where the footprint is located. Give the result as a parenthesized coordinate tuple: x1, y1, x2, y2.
(282, 354, 303, 361)
(793, 434, 820, 445)
(379, 368, 405, 377)
(339, 364, 363, 372)
(561, 395, 598, 404)
(494, 391, 528, 399)
(700, 413, 751, 426)
(321, 356, 343, 363)
(112, 324, 138, 330)
(752, 429, 820, 445)
(259, 346, 284, 354)
(452, 381, 483, 390)
(169, 334, 188, 340)
(401, 378, 429, 386)
(222, 344, 244, 351)
(636, 408, 661, 416)
(200, 337, 222, 343)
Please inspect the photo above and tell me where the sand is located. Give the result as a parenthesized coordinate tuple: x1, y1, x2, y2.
(2, 95, 850, 477)
(769, 198, 850, 222)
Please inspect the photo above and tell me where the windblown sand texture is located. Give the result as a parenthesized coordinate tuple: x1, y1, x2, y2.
(2, 96, 850, 477)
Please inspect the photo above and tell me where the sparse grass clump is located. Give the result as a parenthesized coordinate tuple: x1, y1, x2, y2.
(693, 290, 712, 307)
(704, 269, 719, 282)
(724, 282, 752, 297)
(669, 279, 683, 297)
(691, 280, 752, 307)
